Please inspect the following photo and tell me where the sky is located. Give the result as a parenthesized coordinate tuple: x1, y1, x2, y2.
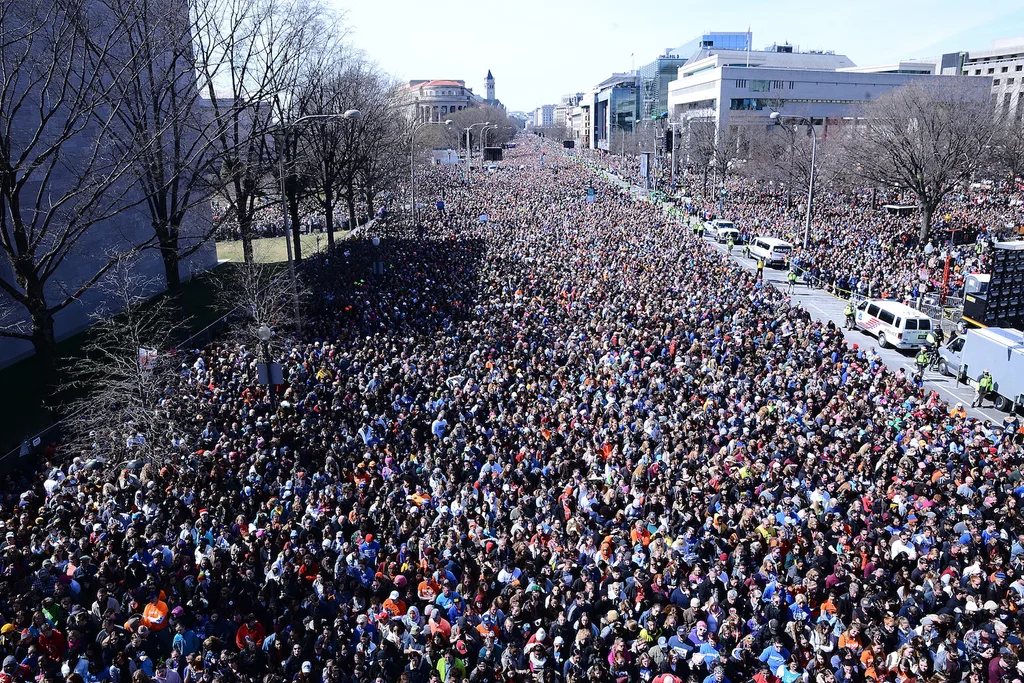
(329, 0, 1024, 113)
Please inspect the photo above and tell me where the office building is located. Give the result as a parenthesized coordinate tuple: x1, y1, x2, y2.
(594, 74, 638, 151)
(666, 43, 989, 139)
(637, 51, 690, 120)
(533, 105, 555, 127)
(959, 38, 1024, 121)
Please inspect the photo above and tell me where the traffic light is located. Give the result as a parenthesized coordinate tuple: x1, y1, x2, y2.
(665, 130, 673, 153)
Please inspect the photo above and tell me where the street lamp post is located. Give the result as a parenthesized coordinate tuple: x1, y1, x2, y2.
(277, 109, 361, 331)
(411, 119, 452, 229)
(256, 324, 276, 408)
(770, 111, 816, 252)
(482, 124, 496, 149)
(464, 121, 490, 178)
(371, 236, 383, 276)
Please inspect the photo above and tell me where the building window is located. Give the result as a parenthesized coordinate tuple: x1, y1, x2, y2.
(1010, 78, 1016, 85)
(994, 79, 1001, 85)
(771, 80, 785, 89)
(1018, 65, 1023, 71)
(1002, 67, 1009, 72)
(735, 79, 747, 88)
(730, 98, 769, 110)
(789, 81, 795, 89)
(975, 69, 982, 75)
(750, 79, 770, 92)
(987, 68, 994, 74)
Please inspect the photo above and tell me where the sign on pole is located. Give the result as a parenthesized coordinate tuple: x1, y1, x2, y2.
(138, 348, 157, 375)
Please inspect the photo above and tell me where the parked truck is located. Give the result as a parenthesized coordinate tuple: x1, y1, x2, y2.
(937, 327, 1024, 411)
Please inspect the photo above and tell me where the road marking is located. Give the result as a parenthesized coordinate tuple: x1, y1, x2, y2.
(899, 363, 994, 421)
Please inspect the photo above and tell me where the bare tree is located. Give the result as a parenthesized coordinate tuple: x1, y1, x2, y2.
(0, 0, 154, 392)
(991, 114, 1024, 185)
(192, 0, 327, 264)
(302, 53, 364, 246)
(746, 121, 850, 206)
(92, 0, 223, 290)
(448, 106, 519, 150)
(353, 77, 408, 219)
(682, 119, 716, 197)
(214, 242, 295, 340)
(62, 257, 188, 469)
(847, 79, 995, 241)
(270, 7, 346, 262)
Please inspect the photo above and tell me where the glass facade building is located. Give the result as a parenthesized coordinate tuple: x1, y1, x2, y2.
(595, 80, 638, 148)
(638, 57, 688, 119)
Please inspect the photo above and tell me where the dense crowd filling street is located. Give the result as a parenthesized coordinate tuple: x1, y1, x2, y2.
(577, 147, 1023, 305)
(3, 139, 1024, 683)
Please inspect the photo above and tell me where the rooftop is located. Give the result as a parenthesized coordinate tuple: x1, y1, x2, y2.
(406, 79, 468, 90)
(679, 49, 855, 75)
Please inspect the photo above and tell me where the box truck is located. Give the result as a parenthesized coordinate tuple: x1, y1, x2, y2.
(937, 327, 1024, 411)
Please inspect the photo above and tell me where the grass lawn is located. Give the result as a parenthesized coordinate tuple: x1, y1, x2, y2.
(0, 264, 241, 456)
(217, 233, 346, 263)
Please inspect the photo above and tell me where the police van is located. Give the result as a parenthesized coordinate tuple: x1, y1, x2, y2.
(746, 236, 793, 267)
(854, 299, 934, 349)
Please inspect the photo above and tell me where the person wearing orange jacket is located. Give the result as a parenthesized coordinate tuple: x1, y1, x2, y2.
(140, 592, 169, 633)
(382, 590, 407, 617)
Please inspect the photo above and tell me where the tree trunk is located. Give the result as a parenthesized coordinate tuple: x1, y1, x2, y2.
(920, 203, 934, 242)
(28, 303, 59, 414)
(286, 182, 303, 263)
(324, 185, 335, 247)
(238, 204, 254, 264)
(364, 188, 375, 219)
(158, 229, 181, 290)
(346, 179, 357, 233)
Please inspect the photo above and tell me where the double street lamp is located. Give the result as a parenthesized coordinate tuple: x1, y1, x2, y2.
(277, 109, 361, 331)
(411, 119, 453, 228)
(464, 121, 491, 177)
(769, 110, 816, 252)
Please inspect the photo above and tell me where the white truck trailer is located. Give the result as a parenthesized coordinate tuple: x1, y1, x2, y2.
(938, 327, 1024, 412)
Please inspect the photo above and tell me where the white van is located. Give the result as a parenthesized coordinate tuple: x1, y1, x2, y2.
(854, 299, 934, 349)
(747, 236, 793, 267)
(710, 219, 738, 244)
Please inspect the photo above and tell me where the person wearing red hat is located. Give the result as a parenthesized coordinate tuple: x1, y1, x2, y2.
(359, 534, 380, 564)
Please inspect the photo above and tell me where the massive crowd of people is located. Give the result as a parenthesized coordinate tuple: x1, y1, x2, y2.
(2, 138, 1024, 683)
(686, 183, 1021, 305)
(580, 146, 1023, 305)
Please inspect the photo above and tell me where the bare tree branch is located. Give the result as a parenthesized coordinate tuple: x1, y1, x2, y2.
(845, 78, 995, 241)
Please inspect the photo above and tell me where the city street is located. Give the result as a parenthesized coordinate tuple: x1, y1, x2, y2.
(704, 237, 1008, 422)
(593, 160, 1008, 422)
